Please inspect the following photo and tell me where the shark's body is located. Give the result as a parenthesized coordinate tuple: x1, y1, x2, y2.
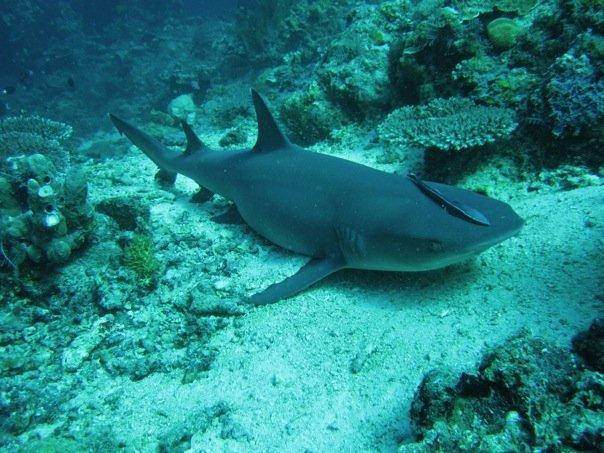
(110, 91, 522, 305)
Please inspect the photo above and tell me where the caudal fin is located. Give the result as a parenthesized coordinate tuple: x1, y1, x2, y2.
(109, 113, 176, 174)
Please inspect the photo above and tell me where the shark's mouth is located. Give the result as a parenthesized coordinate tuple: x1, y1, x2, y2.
(469, 225, 522, 255)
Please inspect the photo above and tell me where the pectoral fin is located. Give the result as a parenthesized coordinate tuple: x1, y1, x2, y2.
(246, 256, 345, 306)
(211, 205, 244, 224)
(190, 186, 214, 204)
(154, 169, 176, 188)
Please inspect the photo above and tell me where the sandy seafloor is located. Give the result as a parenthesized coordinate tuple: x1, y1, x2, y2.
(52, 129, 603, 452)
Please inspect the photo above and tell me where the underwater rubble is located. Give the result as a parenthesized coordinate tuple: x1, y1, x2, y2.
(399, 321, 604, 451)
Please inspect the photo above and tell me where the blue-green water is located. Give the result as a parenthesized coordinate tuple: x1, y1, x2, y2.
(0, 1, 602, 451)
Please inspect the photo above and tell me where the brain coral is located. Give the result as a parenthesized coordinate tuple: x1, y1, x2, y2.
(378, 97, 517, 151)
(487, 18, 524, 49)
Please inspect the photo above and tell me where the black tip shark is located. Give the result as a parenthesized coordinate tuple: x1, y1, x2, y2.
(110, 90, 523, 305)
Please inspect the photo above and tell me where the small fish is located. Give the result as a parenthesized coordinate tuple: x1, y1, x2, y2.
(1, 86, 15, 95)
(67, 77, 75, 89)
(19, 69, 33, 83)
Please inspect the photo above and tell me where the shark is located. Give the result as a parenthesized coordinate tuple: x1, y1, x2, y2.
(110, 90, 523, 306)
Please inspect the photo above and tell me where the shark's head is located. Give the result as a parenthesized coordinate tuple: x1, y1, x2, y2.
(352, 180, 523, 272)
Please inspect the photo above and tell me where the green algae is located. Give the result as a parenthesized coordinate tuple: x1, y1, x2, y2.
(124, 234, 159, 288)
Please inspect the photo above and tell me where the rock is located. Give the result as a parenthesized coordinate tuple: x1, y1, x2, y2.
(95, 195, 150, 231)
(62, 316, 110, 372)
(400, 328, 604, 451)
(188, 284, 244, 317)
(572, 318, 604, 372)
(168, 93, 197, 123)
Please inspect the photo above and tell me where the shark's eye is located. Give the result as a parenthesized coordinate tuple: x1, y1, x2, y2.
(429, 241, 443, 252)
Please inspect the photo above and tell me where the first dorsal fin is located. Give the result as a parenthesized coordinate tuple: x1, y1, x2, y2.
(251, 89, 290, 152)
(181, 121, 208, 155)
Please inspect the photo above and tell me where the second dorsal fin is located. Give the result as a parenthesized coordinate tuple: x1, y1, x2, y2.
(181, 121, 208, 155)
(251, 89, 290, 152)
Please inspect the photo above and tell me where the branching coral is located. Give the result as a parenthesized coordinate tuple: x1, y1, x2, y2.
(378, 97, 517, 151)
(0, 115, 72, 141)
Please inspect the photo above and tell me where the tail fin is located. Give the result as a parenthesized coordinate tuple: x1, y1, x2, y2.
(109, 114, 177, 173)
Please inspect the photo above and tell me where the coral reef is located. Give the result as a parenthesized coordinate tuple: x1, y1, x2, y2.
(218, 127, 248, 148)
(452, 56, 540, 109)
(0, 153, 92, 270)
(167, 93, 198, 123)
(316, 4, 392, 118)
(534, 164, 603, 191)
(378, 97, 517, 151)
(546, 52, 604, 137)
(486, 17, 524, 49)
(399, 325, 604, 451)
(225, 0, 346, 71)
(383, 0, 477, 106)
(0, 116, 73, 171)
(0, 1, 603, 450)
(452, 0, 540, 19)
(573, 318, 604, 372)
(95, 196, 150, 232)
(279, 83, 345, 145)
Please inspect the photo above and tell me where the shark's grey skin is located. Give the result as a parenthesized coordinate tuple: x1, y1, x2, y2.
(110, 90, 523, 305)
